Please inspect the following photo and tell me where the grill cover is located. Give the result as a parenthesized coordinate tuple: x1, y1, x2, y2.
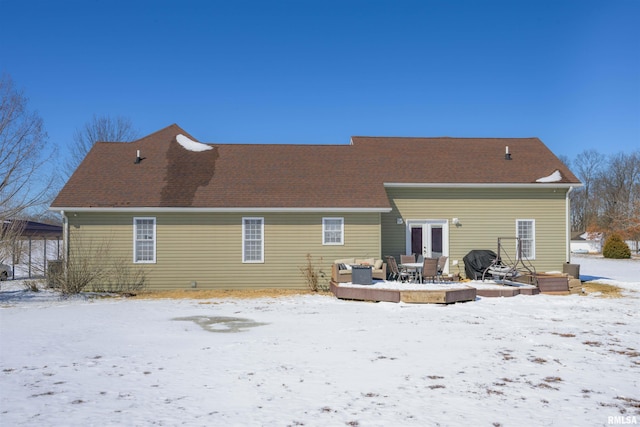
(463, 250, 498, 280)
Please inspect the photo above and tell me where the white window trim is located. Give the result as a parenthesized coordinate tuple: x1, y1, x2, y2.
(516, 219, 535, 260)
(242, 217, 264, 263)
(322, 217, 344, 245)
(133, 217, 156, 264)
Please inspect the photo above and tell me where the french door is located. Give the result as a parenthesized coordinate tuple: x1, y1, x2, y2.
(406, 220, 448, 270)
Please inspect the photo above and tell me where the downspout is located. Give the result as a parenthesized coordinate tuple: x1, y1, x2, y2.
(565, 187, 574, 263)
(61, 210, 69, 278)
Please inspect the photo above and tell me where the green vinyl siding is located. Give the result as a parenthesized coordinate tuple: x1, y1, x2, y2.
(382, 187, 569, 275)
(67, 211, 381, 290)
(65, 187, 570, 288)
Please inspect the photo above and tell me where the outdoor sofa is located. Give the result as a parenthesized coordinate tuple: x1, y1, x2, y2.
(331, 258, 387, 283)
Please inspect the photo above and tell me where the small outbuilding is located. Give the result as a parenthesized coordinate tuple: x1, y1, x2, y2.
(1, 219, 62, 279)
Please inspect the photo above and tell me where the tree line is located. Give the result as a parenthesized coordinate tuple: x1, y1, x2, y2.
(1, 73, 138, 219)
(1, 73, 137, 264)
(567, 149, 640, 251)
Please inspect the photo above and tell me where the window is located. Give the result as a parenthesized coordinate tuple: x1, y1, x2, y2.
(323, 217, 344, 245)
(516, 219, 535, 259)
(134, 217, 156, 263)
(243, 217, 264, 263)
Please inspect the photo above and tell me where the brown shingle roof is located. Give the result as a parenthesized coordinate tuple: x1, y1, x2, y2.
(51, 125, 581, 210)
(351, 136, 579, 184)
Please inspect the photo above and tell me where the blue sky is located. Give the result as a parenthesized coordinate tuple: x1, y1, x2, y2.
(1, 0, 639, 168)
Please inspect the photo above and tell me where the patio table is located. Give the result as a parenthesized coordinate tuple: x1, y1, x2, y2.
(399, 262, 423, 283)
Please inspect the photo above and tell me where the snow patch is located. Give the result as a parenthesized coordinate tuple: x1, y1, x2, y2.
(536, 169, 562, 183)
(176, 134, 212, 152)
(2, 255, 639, 426)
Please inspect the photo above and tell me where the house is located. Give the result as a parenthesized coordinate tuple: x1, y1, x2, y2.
(570, 231, 603, 254)
(50, 124, 582, 290)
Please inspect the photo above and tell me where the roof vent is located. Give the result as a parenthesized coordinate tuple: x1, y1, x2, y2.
(134, 150, 142, 164)
(505, 146, 512, 160)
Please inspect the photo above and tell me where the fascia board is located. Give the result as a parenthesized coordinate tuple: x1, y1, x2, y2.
(49, 206, 392, 213)
(384, 183, 582, 189)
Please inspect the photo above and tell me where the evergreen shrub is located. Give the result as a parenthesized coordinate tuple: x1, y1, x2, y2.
(602, 233, 631, 259)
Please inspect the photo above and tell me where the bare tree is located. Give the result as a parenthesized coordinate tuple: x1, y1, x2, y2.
(569, 149, 640, 251)
(595, 151, 640, 240)
(571, 149, 606, 231)
(0, 74, 55, 262)
(64, 114, 139, 178)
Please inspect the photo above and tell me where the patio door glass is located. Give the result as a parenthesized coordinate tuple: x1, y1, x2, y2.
(430, 226, 443, 258)
(411, 227, 423, 256)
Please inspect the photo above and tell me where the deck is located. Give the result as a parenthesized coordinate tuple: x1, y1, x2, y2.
(471, 281, 540, 297)
(330, 279, 541, 304)
(330, 281, 477, 304)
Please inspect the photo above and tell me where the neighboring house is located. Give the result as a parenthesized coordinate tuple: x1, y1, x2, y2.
(570, 232, 603, 254)
(571, 232, 638, 255)
(50, 124, 582, 290)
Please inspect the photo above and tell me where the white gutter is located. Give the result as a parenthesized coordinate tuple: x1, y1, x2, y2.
(61, 210, 69, 279)
(384, 182, 581, 189)
(49, 207, 392, 213)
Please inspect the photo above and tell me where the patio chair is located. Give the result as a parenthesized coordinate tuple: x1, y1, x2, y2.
(386, 256, 410, 282)
(400, 254, 416, 264)
(421, 258, 439, 283)
(437, 256, 449, 281)
(385, 256, 398, 280)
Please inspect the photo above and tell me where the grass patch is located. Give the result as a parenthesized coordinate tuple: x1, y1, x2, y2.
(551, 332, 576, 338)
(536, 383, 559, 390)
(498, 350, 516, 361)
(132, 288, 329, 300)
(530, 357, 548, 364)
(610, 348, 640, 358)
(615, 396, 640, 410)
(579, 282, 625, 298)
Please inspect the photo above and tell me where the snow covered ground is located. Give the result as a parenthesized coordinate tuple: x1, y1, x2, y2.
(1, 255, 638, 426)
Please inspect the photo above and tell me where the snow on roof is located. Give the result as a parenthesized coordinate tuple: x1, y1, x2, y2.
(536, 169, 562, 183)
(176, 134, 213, 152)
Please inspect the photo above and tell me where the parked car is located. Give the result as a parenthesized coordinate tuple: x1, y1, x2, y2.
(0, 263, 10, 281)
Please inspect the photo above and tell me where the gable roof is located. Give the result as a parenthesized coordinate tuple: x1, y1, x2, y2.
(351, 136, 579, 185)
(51, 125, 581, 211)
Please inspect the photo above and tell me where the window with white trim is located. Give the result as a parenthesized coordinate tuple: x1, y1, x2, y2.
(516, 219, 535, 259)
(134, 217, 156, 263)
(323, 217, 344, 245)
(243, 217, 264, 263)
